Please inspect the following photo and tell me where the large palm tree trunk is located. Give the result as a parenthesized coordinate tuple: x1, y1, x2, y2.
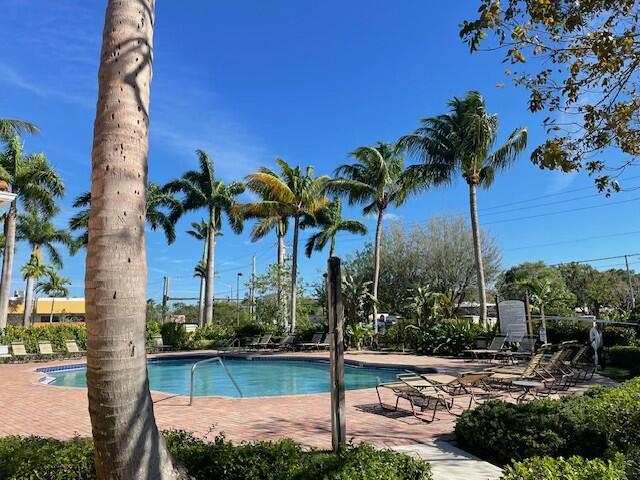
(0, 202, 17, 329)
(371, 210, 384, 334)
(85, 2, 187, 478)
(290, 216, 299, 333)
(469, 183, 487, 325)
(277, 231, 287, 330)
(204, 217, 216, 325)
(22, 275, 34, 328)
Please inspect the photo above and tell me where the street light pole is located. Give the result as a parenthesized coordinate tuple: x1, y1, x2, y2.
(236, 272, 243, 326)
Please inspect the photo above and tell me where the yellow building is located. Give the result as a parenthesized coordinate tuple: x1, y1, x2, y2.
(8, 296, 85, 326)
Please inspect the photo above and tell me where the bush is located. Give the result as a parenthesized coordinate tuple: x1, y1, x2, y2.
(544, 321, 637, 347)
(0, 324, 87, 353)
(416, 319, 485, 356)
(0, 432, 432, 480)
(160, 322, 190, 349)
(455, 378, 640, 476)
(502, 455, 628, 480)
(609, 346, 640, 373)
(145, 321, 161, 347)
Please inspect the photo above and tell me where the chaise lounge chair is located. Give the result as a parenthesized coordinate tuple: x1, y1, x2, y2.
(38, 340, 64, 358)
(463, 335, 508, 362)
(249, 334, 273, 350)
(151, 335, 173, 352)
(0, 344, 12, 360)
(10, 342, 36, 361)
(64, 339, 85, 356)
(296, 333, 324, 351)
(376, 374, 475, 422)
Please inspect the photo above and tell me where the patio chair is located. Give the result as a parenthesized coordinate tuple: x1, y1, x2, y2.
(421, 371, 499, 403)
(497, 335, 537, 364)
(376, 374, 474, 422)
(64, 339, 85, 356)
(296, 333, 324, 350)
(10, 342, 36, 361)
(271, 335, 295, 351)
(249, 334, 273, 350)
(38, 340, 64, 358)
(463, 335, 508, 362)
(244, 336, 262, 348)
(0, 344, 12, 359)
(317, 334, 330, 350)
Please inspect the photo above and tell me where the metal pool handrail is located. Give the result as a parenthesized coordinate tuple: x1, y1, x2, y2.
(189, 356, 243, 405)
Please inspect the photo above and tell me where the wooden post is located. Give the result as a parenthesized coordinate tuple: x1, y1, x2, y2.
(524, 291, 533, 336)
(494, 294, 501, 332)
(327, 256, 346, 452)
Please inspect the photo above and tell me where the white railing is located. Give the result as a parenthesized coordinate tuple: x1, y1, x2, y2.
(189, 356, 243, 405)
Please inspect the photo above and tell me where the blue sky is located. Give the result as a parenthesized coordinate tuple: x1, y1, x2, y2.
(2, 1, 639, 302)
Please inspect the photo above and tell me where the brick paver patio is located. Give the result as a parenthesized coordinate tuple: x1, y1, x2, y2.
(0, 350, 612, 450)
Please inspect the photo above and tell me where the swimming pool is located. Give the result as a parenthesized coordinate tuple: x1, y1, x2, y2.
(42, 358, 406, 398)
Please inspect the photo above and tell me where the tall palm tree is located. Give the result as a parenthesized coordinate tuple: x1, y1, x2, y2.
(303, 197, 367, 258)
(327, 142, 417, 334)
(69, 182, 178, 251)
(17, 207, 73, 326)
(20, 254, 52, 327)
(86, 1, 187, 478)
(165, 149, 244, 325)
(0, 119, 39, 142)
(0, 136, 64, 329)
(187, 220, 209, 327)
(36, 271, 71, 323)
(399, 91, 527, 324)
(245, 159, 329, 332)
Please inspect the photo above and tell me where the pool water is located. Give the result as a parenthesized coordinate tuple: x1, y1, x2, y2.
(46, 359, 405, 398)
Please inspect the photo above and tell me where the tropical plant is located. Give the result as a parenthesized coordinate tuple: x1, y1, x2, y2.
(327, 142, 420, 334)
(86, 1, 188, 477)
(345, 321, 374, 350)
(0, 119, 39, 142)
(165, 149, 244, 326)
(406, 286, 451, 326)
(35, 271, 71, 323)
(17, 207, 73, 326)
(303, 197, 366, 258)
(0, 135, 64, 329)
(69, 182, 179, 250)
(342, 274, 373, 327)
(187, 219, 209, 327)
(243, 158, 329, 332)
(399, 91, 527, 324)
(518, 278, 555, 337)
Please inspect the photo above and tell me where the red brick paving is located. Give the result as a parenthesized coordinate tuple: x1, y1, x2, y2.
(0, 351, 608, 449)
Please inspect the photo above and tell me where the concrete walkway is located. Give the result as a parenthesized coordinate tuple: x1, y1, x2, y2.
(393, 441, 503, 480)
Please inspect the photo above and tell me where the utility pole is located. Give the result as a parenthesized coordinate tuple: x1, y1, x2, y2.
(327, 256, 346, 452)
(625, 255, 636, 310)
(161, 276, 169, 324)
(250, 255, 256, 322)
(236, 272, 243, 326)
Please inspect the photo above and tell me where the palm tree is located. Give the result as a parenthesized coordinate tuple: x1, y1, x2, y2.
(244, 158, 329, 332)
(519, 278, 554, 340)
(327, 142, 417, 334)
(69, 182, 178, 251)
(187, 220, 209, 327)
(303, 197, 367, 258)
(0, 136, 64, 329)
(20, 254, 52, 327)
(0, 119, 39, 142)
(86, 1, 187, 477)
(342, 274, 373, 327)
(406, 286, 452, 326)
(17, 207, 73, 326)
(165, 149, 244, 325)
(399, 91, 527, 324)
(36, 271, 71, 323)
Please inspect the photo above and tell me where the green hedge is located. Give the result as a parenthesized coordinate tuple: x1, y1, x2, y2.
(544, 321, 637, 347)
(609, 346, 640, 373)
(0, 324, 87, 353)
(502, 455, 628, 480)
(455, 378, 640, 476)
(416, 319, 486, 356)
(0, 432, 432, 480)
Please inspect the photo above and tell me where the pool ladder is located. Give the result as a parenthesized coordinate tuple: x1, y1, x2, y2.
(189, 356, 243, 405)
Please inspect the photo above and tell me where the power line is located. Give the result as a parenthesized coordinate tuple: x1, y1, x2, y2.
(504, 229, 640, 252)
(550, 253, 640, 267)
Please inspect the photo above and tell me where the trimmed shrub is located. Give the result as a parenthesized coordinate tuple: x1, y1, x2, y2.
(0, 432, 432, 480)
(0, 324, 87, 353)
(502, 455, 628, 480)
(545, 321, 637, 347)
(160, 322, 190, 349)
(609, 346, 640, 373)
(455, 378, 640, 476)
(145, 321, 161, 347)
